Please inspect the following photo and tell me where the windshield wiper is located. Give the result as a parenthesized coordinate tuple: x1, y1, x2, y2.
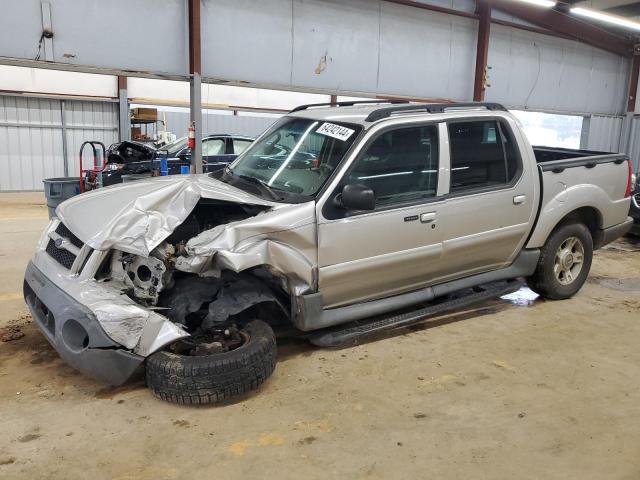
(237, 175, 283, 201)
(224, 167, 282, 201)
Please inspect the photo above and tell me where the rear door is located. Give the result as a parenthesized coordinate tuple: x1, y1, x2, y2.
(317, 123, 449, 308)
(437, 117, 538, 277)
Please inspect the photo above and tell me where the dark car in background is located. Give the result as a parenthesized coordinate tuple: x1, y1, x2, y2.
(102, 134, 255, 186)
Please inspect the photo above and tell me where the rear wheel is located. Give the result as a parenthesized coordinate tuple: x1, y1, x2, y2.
(527, 222, 593, 300)
(145, 319, 277, 405)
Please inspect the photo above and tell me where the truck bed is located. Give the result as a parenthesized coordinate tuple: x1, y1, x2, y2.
(525, 146, 631, 249)
(533, 146, 627, 172)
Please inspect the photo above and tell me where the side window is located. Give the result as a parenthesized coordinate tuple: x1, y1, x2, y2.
(348, 125, 439, 208)
(202, 138, 225, 156)
(449, 120, 520, 193)
(233, 139, 253, 155)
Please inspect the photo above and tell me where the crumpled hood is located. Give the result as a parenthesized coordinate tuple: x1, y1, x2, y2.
(56, 174, 276, 256)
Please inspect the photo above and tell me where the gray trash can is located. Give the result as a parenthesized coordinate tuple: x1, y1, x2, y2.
(43, 177, 81, 219)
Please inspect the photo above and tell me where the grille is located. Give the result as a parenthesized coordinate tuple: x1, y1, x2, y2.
(55, 223, 83, 249)
(45, 238, 77, 269)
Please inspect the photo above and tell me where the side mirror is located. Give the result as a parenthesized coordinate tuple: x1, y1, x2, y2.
(339, 184, 376, 211)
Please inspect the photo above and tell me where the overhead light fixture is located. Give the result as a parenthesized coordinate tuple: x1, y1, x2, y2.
(515, 0, 556, 8)
(571, 7, 640, 32)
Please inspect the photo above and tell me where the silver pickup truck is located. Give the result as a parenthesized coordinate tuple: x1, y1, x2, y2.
(24, 101, 634, 404)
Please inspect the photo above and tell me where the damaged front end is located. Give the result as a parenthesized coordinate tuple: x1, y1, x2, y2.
(34, 175, 317, 380)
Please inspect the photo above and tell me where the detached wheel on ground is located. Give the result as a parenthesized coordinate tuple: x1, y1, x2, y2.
(145, 320, 277, 405)
(527, 222, 593, 300)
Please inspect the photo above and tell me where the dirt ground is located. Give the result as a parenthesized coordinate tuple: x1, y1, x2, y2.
(1, 192, 639, 480)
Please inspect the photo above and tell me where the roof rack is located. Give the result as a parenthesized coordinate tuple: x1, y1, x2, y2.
(364, 102, 507, 122)
(289, 99, 409, 114)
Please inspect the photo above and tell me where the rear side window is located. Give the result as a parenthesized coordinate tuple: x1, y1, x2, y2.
(449, 120, 520, 193)
(348, 125, 439, 208)
(233, 139, 252, 155)
(202, 138, 225, 156)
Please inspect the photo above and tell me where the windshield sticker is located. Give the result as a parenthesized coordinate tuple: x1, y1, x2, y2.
(316, 123, 355, 141)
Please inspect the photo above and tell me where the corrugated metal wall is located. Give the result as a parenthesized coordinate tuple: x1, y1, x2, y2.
(201, 0, 628, 115)
(161, 110, 277, 139)
(487, 26, 628, 115)
(583, 114, 640, 173)
(64, 100, 118, 180)
(0, 96, 64, 191)
(584, 116, 624, 152)
(626, 118, 640, 174)
(0, 95, 118, 191)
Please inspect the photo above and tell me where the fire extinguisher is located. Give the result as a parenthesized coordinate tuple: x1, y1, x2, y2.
(187, 121, 196, 150)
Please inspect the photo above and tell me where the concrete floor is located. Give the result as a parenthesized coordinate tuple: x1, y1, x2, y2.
(1, 192, 639, 480)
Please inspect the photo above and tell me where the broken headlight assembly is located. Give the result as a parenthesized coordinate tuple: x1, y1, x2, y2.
(109, 243, 175, 305)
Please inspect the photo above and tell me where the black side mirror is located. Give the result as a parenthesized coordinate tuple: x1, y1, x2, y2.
(339, 184, 376, 211)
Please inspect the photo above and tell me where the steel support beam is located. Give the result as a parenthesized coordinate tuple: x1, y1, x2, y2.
(620, 54, 640, 157)
(60, 100, 69, 176)
(117, 76, 130, 142)
(474, 1, 492, 101)
(489, 0, 632, 57)
(381, 0, 627, 48)
(190, 72, 202, 174)
(188, 0, 202, 174)
(627, 54, 640, 112)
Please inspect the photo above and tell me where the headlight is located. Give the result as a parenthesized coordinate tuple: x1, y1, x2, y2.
(38, 219, 57, 249)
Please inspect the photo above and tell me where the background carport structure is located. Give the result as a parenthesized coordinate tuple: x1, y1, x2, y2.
(0, 0, 639, 179)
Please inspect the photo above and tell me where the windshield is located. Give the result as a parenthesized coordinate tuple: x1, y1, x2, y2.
(162, 137, 188, 156)
(224, 117, 361, 197)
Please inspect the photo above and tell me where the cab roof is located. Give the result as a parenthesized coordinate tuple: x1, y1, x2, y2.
(288, 101, 508, 127)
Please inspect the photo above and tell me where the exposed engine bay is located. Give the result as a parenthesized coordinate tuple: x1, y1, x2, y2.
(104, 199, 288, 347)
(53, 174, 317, 360)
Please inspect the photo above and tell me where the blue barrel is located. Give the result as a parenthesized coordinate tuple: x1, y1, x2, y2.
(43, 177, 81, 219)
(160, 158, 169, 176)
(180, 165, 190, 174)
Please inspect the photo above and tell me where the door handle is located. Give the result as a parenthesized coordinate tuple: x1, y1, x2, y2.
(420, 212, 436, 223)
(513, 195, 526, 205)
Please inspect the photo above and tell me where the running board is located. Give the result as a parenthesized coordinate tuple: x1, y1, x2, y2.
(308, 279, 524, 348)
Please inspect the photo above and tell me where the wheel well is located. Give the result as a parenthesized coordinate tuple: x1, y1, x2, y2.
(223, 267, 292, 328)
(556, 207, 603, 246)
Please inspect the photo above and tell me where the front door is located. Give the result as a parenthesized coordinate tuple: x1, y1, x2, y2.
(317, 123, 448, 308)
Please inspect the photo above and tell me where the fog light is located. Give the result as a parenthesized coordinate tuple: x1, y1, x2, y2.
(61, 319, 89, 352)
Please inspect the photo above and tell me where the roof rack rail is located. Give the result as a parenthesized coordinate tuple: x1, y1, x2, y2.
(289, 99, 409, 114)
(364, 102, 507, 122)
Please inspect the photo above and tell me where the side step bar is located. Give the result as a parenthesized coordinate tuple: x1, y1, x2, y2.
(308, 279, 524, 348)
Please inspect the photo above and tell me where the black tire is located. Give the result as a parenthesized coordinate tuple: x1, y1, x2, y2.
(527, 222, 593, 300)
(145, 320, 277, 405)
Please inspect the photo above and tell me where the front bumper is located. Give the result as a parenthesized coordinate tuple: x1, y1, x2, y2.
(24, 260, 144, 386)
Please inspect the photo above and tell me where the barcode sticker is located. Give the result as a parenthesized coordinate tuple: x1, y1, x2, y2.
(316, 122, 355, 141)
